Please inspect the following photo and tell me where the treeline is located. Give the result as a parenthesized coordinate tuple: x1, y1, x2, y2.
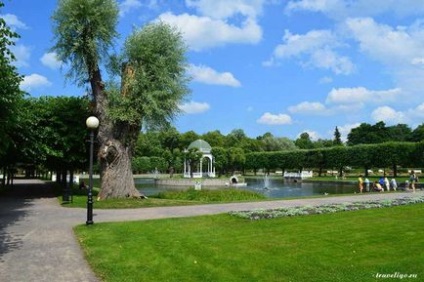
(3, 94, 424, 182)
(134, 141, 424, 178)
(1, 96, 90, 187)
(132, 126, 424, 177)
(245, 142, 424, 177)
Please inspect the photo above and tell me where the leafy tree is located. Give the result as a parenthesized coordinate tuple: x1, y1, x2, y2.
(333, 126, 342, 146)
(409, 124, 424, 142)
(161, 148, 182, 177)
(184, 148, 203, 178)
(22, 97, 90, 182)
(202, 130, 225, 148)
(211, 147, 228, 177)
(227, 147, 246, 174)
(245, 152, 266, 175)
(386, 124, 411, 142)
(326, 146, 349, 176)
(0, 1, 24, 170)
(314, 139, 335, 148)
(134, 131, 163, 157)
(260, 134, 297, 151)
(225, 129, 248, 148)
(179, 131, 200, 149)
(347, 122, 389, 145)
(52, 0, 189, 198)
(132, 156, 151, 174)
(295, 132, 314, 149)
(159, 127, 180, 153)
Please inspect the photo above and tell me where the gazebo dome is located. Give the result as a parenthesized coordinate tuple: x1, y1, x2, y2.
(188, 139, 212, 153)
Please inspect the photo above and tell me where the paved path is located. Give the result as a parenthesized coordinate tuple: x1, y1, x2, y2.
(1, 179, 423, 282)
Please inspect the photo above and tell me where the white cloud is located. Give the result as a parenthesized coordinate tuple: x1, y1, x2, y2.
(286, 0, 340, 14)
(20, 74, 52, 91)
(371, 106, 408, 124)
(285, 0, 424, 19)
(309, 48, 355, 75)
(345, 17, 424, 97)
(326, 87, 401, 105)
(414, 103, 424, 117)
(265, 29, 354, 74)
(10, 44, 31, 68)
(346, 18, 424, 67)
(288, 101, 327, 115)
(185, 0, 265, 20)
(257, 112, 292, 125)
(157, 12, 261, 51)
(319, 76, 333, 84)
(273, 29, 335, 58)
(40, 52, 63, 70)
(187, 64, 241, 87)
(179, 101, 210, 114)
(1, 13, 28, 29)
(119, 0, 142, 17)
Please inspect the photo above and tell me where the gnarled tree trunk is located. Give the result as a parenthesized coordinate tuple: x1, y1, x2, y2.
(97, 139, 140, 198)
(91, 69, 141, 199)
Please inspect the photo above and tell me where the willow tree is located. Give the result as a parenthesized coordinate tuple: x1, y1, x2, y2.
(52, 0, 189, 199)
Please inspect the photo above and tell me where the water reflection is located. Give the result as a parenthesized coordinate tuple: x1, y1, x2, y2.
(245, 178, 356, 198)
(135, 177, 357, 199)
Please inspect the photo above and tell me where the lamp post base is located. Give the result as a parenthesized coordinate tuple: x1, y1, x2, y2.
(86, 197, 94, 225)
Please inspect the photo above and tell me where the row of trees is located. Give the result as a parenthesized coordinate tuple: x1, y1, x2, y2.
(3, 92, 424, 187)
(132, 140, 424, 179)
(0, 1, 25, 185)
(245, 142, 424, 177)
(0, 96, 91, 187)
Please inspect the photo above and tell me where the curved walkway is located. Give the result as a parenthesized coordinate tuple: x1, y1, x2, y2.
(1, 179, 423, 282)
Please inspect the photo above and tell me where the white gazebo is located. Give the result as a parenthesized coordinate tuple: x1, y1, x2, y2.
(184, 139, 216, 178)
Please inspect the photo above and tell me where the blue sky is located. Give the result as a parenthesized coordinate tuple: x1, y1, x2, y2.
(3, 0, 424, 141)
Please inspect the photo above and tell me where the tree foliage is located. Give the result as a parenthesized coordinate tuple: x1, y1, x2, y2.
(0, 1, 24, 162)
(52, 0, 118, 85)
(108, 22, 189, 129)
(347, 122, 412, 146)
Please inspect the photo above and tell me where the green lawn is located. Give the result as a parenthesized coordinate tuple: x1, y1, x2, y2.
(75, 203, 424, 282)
(61, 187, 266, 209)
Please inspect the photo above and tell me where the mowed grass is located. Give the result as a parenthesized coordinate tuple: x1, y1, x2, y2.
(75, 203, 424, 282)
(61, 188, 266, 209)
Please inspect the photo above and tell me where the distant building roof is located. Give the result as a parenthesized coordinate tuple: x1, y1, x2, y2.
(188, 139, 212, 153)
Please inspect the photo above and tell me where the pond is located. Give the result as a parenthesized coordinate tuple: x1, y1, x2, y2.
(135, 177, 357, 199)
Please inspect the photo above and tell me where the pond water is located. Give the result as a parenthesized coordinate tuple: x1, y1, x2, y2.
(135, 177, 357, 199)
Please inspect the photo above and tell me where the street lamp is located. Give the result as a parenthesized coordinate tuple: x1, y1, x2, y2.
(86, 116, 99, 225)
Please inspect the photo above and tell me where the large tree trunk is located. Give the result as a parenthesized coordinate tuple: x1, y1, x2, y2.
(91, 69, 141, 199)
(97, 139, 140, 198)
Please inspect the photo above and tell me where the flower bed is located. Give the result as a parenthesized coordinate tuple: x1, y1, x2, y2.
(229, 196, 424, 220)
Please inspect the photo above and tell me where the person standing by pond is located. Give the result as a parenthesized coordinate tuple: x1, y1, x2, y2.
(358, 175, 364, 193)
(390, 178, 398, 191)
(364, 177, 370, 192)
(410, 170, 418, 193)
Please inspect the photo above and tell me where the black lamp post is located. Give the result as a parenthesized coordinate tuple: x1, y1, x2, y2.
(86, 116, 99, 225)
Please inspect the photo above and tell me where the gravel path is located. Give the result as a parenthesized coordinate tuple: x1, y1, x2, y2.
(1, 179, 422, 282)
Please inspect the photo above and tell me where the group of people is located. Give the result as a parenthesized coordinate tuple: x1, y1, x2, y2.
(357, 170, 419, 193)
(358, 176, 396, 193)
